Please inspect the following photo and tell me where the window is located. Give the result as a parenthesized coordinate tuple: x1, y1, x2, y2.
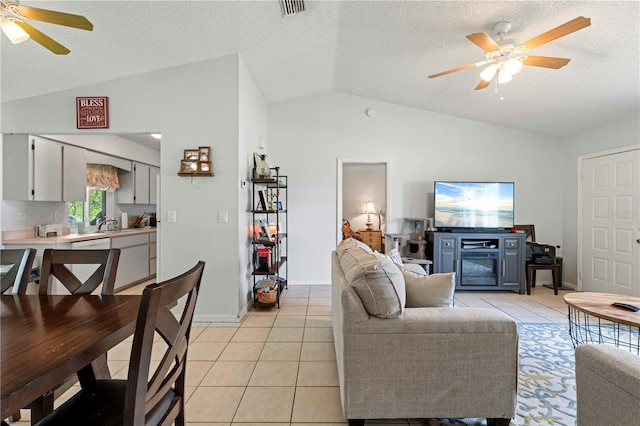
(67, 188, 108, 226)
(89, 189, 107, 225)
(67, 201, 84, 227)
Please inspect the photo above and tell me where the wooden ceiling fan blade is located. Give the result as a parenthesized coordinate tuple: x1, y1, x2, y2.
(474, 79, 491, 90)
(428, 61, 489, 79)
(466, 32, 501, 52)
(13, 20, 70, 54)
(518, 16, 591, 50)
(523, 55, 571, 69)
(16, 5, 93, 31)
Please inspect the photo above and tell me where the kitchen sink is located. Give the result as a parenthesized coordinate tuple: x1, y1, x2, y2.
(96, 228, 138, 234)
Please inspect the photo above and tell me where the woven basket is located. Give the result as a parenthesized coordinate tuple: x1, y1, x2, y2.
(258, 290, 277, 304)
(256, 279, 276, 289)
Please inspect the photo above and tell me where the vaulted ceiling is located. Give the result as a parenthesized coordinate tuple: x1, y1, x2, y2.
(2, 1, 638, 138)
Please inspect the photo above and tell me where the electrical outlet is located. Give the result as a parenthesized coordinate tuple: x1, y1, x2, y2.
(219, 210, 228, 223)
(18, 212, 26, 223)
(167, 211, 176, 223)
(54, 211, 61, 221)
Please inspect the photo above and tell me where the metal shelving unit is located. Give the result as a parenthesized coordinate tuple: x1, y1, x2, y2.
(251, 167, 288, 308)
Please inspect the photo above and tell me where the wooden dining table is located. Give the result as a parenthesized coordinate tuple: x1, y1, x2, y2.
(0, 294, 141, 420)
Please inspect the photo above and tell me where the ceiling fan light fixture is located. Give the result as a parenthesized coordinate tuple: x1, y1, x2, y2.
(480, 64, 498, 82)
(504, 57, 524, 75)
(497, 68, 513, 84)
(0, 16, 29, 44)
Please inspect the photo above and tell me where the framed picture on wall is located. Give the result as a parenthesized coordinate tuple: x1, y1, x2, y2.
(199, 146, 210, 162)
(184, 149, 199, 161)
(180, 160, 198, 173)
(199, 161, 211, 172)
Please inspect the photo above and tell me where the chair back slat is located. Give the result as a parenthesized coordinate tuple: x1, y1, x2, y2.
(123, 261, 205, 426)
(39, 249, 120, 295)
(516, 224, 536, 243)
(1, 248, 36, 295)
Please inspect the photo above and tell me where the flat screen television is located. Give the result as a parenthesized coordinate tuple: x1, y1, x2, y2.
(434, 181, 515, 231)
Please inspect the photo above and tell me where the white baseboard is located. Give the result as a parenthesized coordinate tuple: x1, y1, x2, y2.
(536, 280, 576, 290)
(286, 280, 331, 286)
(193, 314, 243, 324)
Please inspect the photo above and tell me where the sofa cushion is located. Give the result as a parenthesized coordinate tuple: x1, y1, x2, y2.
(345, 258, 406, 318)
(336, 238, 358, 257)
(401, 269, 455, 308)
(339, 246, 378, 277)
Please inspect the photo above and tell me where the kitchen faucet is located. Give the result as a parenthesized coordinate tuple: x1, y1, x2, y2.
(98, 218, 118, 231)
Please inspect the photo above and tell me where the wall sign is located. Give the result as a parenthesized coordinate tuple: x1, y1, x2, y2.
(76, 96, 109, 129)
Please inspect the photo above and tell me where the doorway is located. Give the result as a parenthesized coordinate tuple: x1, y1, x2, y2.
(336, 158, 390, 248)
(578, 147, 639, 296)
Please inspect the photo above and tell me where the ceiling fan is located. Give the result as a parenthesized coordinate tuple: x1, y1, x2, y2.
(428, 16, 591, 90)
(0, 0, 93, 55)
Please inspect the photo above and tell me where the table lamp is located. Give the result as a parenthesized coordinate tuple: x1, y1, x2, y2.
(364, 201, 376, 230)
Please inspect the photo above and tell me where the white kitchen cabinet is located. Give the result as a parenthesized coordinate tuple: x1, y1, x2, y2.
(62, 144, 87, 201)
(149, 232, 157, 276)
(3, 134, 87, 202)
(111, 234, 149, 289)
(149, 166, 160, 205)
(117, 162, 154, 204)
(32, 137, 62, 201)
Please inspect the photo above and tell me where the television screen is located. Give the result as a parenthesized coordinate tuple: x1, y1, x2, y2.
(434, 181, 514, 230)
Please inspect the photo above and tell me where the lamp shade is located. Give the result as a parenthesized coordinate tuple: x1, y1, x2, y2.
(498, 68, 513, 84)
(504, 58, 523, 75)
(0, 17, 29, 44)
(364, 201, 377, 214)
(480, 64, 499, 82)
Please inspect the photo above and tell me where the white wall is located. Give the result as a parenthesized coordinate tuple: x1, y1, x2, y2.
(1, 55, 263, 322)
(562, 117, 640, 286)
(238, 56, 268, 315)
(268, 92, 564, 284)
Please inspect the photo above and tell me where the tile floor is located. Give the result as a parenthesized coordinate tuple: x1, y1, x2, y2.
(12, 283, 573, 425)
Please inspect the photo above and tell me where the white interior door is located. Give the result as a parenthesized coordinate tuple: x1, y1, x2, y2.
(580, 148, 640, 296)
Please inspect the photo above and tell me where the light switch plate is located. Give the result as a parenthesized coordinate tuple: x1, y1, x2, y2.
(167, 211, 176, 223)
(219, 211, 228, 223)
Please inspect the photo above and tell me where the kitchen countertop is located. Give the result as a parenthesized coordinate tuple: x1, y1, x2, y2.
(3, 227, 156, 245)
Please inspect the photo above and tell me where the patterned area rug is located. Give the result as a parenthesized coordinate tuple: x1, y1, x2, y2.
(423, 323, 577, 426)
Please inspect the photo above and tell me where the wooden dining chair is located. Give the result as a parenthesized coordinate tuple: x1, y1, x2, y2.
(1, 248, 36, 295)
(1, 248, 36, 423)
(26, 248, 121, 424)
(39, 248, 120, 295)
(33, 261, 205, 426)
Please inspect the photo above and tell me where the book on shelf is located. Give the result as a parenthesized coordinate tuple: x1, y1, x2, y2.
(258, 190, 268, 210)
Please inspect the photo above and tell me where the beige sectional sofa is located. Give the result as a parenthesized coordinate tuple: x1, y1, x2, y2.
(575, 344, 640, 426)
(331, 238, 518, 426)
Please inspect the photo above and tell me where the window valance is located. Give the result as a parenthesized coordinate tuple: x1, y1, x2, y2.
(87, 163, 120, 192)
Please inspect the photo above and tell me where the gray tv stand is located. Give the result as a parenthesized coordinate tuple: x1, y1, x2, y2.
(426, 231, 526, 294)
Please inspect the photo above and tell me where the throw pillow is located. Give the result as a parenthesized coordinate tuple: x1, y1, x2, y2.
(339, 247, 378, 276)
(398, 263, 428, 276)
(387, 248, 404, 265)
(400, 269, 455, 308)
(346, 258, 406, 319)
(372, 248, 404, 265)
(336, 238, 358, 257)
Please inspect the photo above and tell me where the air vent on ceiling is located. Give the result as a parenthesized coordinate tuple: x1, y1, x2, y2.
(280, 0, 305, 17)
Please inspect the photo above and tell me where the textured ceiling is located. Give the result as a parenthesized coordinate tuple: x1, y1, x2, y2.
(1, 1, 638, 138)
